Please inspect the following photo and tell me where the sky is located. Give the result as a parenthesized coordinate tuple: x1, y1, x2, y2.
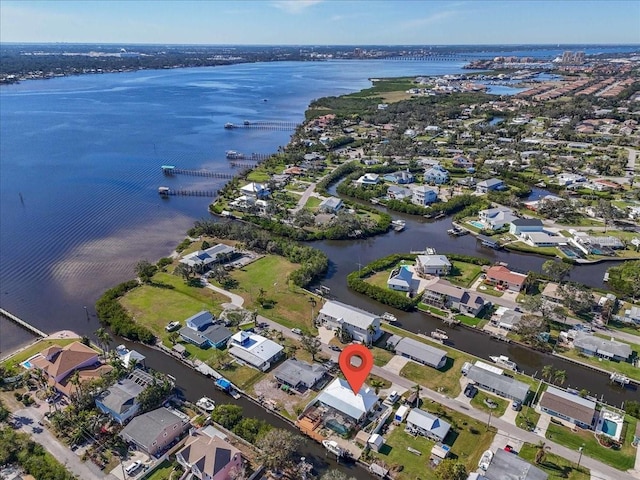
(1, 0, 639, 45)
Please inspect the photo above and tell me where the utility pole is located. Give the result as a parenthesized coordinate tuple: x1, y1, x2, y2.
(486, 410, 493, 430)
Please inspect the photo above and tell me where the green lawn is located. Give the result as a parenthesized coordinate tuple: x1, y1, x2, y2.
(455, 314, 483, 327)
(470, 390, 508, 417)
(400, 354, 470, 398)
(418, 303, 449, 317)
(477, 284, 504, 297)
(519, 443, 589, 480)
(119, 272, 226, 345)
(545, 416, 638, 471)
(371, 346, 395, 367)
(304, 196, 323, 209)
(1, 338, 80, 373)
(516, 406, 541, 432)
(227, 255, 319, 333)
(142, 459, 178, 480)
(559, 349, 640, 383)
(447, 261, 482, 288)
(245, 171, 272, 182)
(370, 402, 495, 479)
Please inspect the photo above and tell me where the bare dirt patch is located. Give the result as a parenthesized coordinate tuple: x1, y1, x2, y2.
(252, 375, 314, 418)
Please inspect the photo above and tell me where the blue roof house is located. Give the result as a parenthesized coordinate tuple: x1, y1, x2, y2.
(186, 311, 213, 331)
(180, 311, 233, 349)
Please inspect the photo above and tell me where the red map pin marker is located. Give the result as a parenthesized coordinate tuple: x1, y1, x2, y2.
(339, 344, 374, 395)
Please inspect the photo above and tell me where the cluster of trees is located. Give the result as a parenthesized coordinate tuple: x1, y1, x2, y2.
(607, 260, 640, 300)
(211, 404, 271, 444)
(94, 280, 155, 343)
(137, 376, 174, 413)
(189, 220, 328, 287)
(0, 427, 76, 480)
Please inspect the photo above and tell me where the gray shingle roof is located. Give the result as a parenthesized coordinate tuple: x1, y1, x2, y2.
(406, 408, 451, 441)
(573, 334, 632, 359)
(539, 386, 596, 425)
(98, 369, 153, 414)
(394, 337, 447, 368)
(120, 408, 186, 450)
(273, 359, 326, 388)
(486, 448, 547, 480)
(318, 300, 380, 330)
(466, 366, 529, 402)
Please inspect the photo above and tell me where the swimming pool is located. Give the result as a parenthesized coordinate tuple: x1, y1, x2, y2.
(325, 418, 349, 435)
(22, 361, 32, 369)
(468, 221, 485, 229)
(596, 409, 624, 441)
(602, 419, 617, 435)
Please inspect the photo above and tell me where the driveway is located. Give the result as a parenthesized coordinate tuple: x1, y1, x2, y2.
(382, 355, 411, 375)
(13, 407, 114, 480)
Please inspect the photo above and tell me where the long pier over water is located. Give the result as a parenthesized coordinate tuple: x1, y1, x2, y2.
(161, 165, 235, 179)
(0, 307, 47, 338)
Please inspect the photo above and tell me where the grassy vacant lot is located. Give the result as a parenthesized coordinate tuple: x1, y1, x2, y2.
(455, 314, 484, 327)
(470, 390, 508, 417)
(226, 255, 319, 333)
(1, 338, 79, 373)
(304, 196, 322, 209)
(371, 402, 495, 479)
(143, 459, 177, 480)
(371, 346, 395, 367)
(400, 356, 469, 398)
(447, 261, 482, 288)
(119, 272, 226, 345)
(519, 443, 589, 480)
(516, 405, 541, 432)
(546, 416, 638, 471)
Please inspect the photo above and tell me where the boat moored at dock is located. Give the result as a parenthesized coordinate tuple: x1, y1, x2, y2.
(381, 312, 398, 323)
(391, 219, 406, 232)
(610, 372, 630, 385)
(489, 355, 518, 371)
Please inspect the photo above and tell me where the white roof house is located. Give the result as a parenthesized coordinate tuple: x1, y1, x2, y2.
(317, 300, 382, 344)
(313, 377, 379, 423)
(415, 255, 452, 276)
(240, 182, 270, 198)
(406, 408, 451, 441)
(228, 331, 284, 371)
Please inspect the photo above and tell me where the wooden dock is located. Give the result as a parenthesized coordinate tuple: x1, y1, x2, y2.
(161, 166, 234, 179)
(238, 121, 297, 131)
(0, 308, 47, 338)
(158, 187, 217, 197)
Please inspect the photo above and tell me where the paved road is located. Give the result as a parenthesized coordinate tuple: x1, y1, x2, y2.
(13, 407, 116, 480)
(290, 181, 318, 214)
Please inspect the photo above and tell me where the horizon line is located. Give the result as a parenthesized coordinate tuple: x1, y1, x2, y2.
(1, 42, 639, 47)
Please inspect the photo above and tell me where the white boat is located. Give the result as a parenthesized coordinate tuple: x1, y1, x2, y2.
(603, 272, 609, 282)
(225, 150, 245, 159)
(391, 219, 406, 232)
(322, 440, 345, 457)
(489, 355, 518, 371)
(610, 372, 630, 385)
(224, 122, 236, 129)
(381, 312, 397, 323)
(196, 397, 215, 412)
(430, 329, 448, 341)
(478, 449, 493, 470)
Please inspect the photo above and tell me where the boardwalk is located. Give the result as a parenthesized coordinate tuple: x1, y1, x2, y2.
(161, 166, 234, 179)
(0, 308, 46, 338)
(158, 187, 217, 197)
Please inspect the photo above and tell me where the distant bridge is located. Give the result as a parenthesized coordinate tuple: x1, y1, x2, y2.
(383, 55, 471, 62)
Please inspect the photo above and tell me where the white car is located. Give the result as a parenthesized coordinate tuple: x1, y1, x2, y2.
(291, 328, 303, 335)
(125, 460, 142, 476)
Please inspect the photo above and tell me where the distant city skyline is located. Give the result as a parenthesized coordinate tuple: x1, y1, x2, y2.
(1, 0, 639, 45)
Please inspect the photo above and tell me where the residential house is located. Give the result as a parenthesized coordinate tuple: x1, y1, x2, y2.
(475, 178, 505, 194)
(120, 407, 190, 457)
(387, 265, 416, 292)
(115, 345, 146, 369)
(30, 341, 112, 397)
(541, 282, 563, 303)
(388, 336, 447, 369)
(383, 170, 415, 184)
(478, 207, 518, 230)
(465, 365, 529, 402)
(356, 173, 380, 185)
(573, 334, 632, 362)
(180, 244, 237, 273)
(539, 386, 596, 429)
(522, 231, 568, 248)
(387, 185, 412, 201)
(95, 369, 154, 425)
(556, 173, 586, 186)
(622, 306, 640, 325)
(415, 255, 452, 276)
(422, 280, 487, 317)
(176, 432, 242, 480)
(405, 408, 451, 442)
(179, 311, 233, 349)
(239, 182, 270, 199)
(411, 185, 438, 206)
(453, 156, 474, 169)
(318, 196, 343, 214)
(306, 377, 379, 427)
(509, 218, 544, 236)
(273, 359, 327, 391)
(228, 195, 269, 215)
(485, 449, 548, 480)
(490, 308, 523, 331)
(227, 331, 284, 371)
(316, 300, 382, 344)
(423, 166, 449, 184)
(485, 266, 528, 292)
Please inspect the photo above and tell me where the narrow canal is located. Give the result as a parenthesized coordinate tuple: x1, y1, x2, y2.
(311, 214, 634, 407)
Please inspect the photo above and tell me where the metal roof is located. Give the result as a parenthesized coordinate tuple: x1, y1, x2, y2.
(466, 366, 529, 402)
(318, 300, 380, 330)
(394, 337, 447, 368)
(273, 359, 326, 388)
(573, 334, 631, 359)
(485, 448, 547, 480)
(406, 408, 451, 440)
(314, 377, 379, 422)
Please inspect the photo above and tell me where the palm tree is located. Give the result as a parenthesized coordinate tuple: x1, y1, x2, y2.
(366, 324, 377, 346)
(534, 441, 550, 464)
(69, 370, 81, 399)
(541, 365, 554, 382)
(369, 379, 385, 395)
(308, 297, 317, 322)
(413, 384, 422, 407)
(168, 332, 179, 345)
(95, 327, 111, 356)
(553, 369, 567, 385)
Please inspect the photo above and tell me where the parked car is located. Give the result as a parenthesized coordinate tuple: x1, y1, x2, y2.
(125, 460, 142, 476)
(291, 328, 303, 335)
(165, 321, 180, 332)
(512, 400, 522, 411)
(329, 345, 342, 352)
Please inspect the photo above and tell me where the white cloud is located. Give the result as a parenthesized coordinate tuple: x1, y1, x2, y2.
(271, 0, 323, 14)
